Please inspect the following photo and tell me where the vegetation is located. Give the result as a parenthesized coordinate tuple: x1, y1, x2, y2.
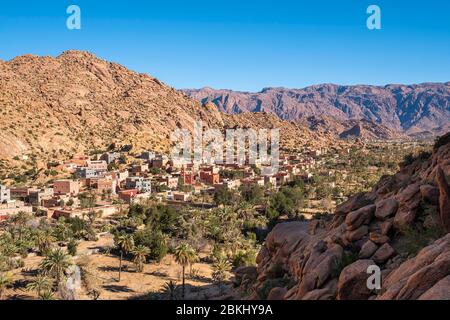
(174, 243, 197, 299)
(114, 233, 134, 282)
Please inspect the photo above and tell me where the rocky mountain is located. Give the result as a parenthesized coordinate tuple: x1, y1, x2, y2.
(233, 133, 450, 300)
(183, 83, 450, 138)
(0, 51, 328, 164)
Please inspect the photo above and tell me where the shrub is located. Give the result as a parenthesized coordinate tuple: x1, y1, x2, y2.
(434, 132, 450, 150)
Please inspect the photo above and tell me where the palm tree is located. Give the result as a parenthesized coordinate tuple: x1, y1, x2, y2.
(187, 249, 199, 278)
(174, 243, 196, 299)
(0, 272, 13, 300)
(162, 280, 179, 300)
(212, 257, 232, 294)
(39, 248, 72, 284)
(35, 230, 55, 256)
(114, 234, 134, 282)
(10, 211, 31, 241)
(26, 275, 53, 299)
(132, 245, 150, 273)
(39, 290, 55, 300)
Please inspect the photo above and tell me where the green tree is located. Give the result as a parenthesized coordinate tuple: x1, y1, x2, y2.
(214, 187, 236, 206)
(67, 239, 78, 256)
(0, 272, 13, 300)
(174, 243, 196, 299)
(114, 234, 134, 282)
(35, 230, 55, 256)
(39, 248, 72, 284)
(26, 275, 53, 299)
(132, 245, 150, 273)
(212, 257, 231, 294)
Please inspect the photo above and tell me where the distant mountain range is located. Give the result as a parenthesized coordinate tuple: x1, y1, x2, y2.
(183, 83, 450, 138)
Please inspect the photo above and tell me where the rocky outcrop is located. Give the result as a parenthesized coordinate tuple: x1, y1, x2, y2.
(237, 136, 450, 300)
(436, 166, 450, 232)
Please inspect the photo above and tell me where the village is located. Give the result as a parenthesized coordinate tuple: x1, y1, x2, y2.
(0, 138, 427, 223)
(0, 146, 325, 221)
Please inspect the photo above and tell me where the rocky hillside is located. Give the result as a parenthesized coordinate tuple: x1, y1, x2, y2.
(0, 51, 328, 164)
(183, 83, 450, 138)
(234, 133, 450, 300)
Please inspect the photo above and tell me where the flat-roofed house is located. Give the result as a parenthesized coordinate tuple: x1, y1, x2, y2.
(53, 180, 80, 196)
(0, 185, 10, 203)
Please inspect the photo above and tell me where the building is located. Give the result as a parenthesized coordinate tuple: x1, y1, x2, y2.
(0, 185, 10, 203)
(28, 188, 54, 206)
(96, 178, 115, 195)
(0, 200, 32, 221)
(86, 160, 108, 171)
(118, 189, 138, 204)
(100, 152, 120, 164)
(181, 171, 195, 185)
(199, 171, 220, 185)
(263, 176, 277, 187)
(125, 177, 151, 193)
(141, 151, 156, 161)
(132, 164, 149, 174)
(52, 205, 118, 219)
(10, 187, 33, 200)
(157, 176, 178, 189)
(150, 156, 164, 168)
(53, 180, 80, 196)
(173, 192, 191, 202)
(76, 167, 101, 179)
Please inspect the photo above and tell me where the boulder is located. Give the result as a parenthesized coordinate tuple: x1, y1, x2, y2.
(393, 203, 419, 230)
(369, 232, 390, 245)
(335, 192, 374, 215)
(345, 204, 376, 230)
(337, 259, 375, 300)
(395, 251, 450, 299)
(359, 240, 378, 259)
(372, 243, 395, 264)
(396, 183, 420, 204)
(345, 225, 369, 242)
(418, 275, 450, 300)
(420, 184, 440, 205)
(436, 166, 450, 232)
(267, 287, 287, 300)
(375, 198, 398, 219)
(380, 219, 393, 235)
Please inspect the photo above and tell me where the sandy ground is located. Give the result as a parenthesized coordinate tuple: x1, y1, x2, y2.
(4, 233, 234, 300)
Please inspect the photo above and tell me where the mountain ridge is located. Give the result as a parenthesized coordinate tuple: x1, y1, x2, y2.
(183, 82, 450, 137)
(0, 51, 330, 164)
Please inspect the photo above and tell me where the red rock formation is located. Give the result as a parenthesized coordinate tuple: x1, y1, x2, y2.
(436, 166, 450, 232)
(237, 136, 450, 300)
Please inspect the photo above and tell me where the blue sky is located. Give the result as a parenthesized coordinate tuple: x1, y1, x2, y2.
(0, 0, 449, 91)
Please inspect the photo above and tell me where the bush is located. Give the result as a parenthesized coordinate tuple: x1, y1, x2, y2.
(232, 250, 257, 268)
(434, 132, 450, 150)
(133, 229, 168, 262)
(67, 239, 78, 256)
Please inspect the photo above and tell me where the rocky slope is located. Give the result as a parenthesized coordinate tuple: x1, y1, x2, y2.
(234, 133, 450, 300)
(183, 83, 450, 138)
(0, 51, 328, 164)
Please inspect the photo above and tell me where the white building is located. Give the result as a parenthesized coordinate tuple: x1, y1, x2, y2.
(0, 185, 11, 203)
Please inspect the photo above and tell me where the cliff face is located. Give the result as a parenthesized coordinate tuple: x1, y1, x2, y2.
(235, 134, 450, 300)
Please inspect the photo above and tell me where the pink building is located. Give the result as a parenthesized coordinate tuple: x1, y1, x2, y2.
(53, 180, 80, 196)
